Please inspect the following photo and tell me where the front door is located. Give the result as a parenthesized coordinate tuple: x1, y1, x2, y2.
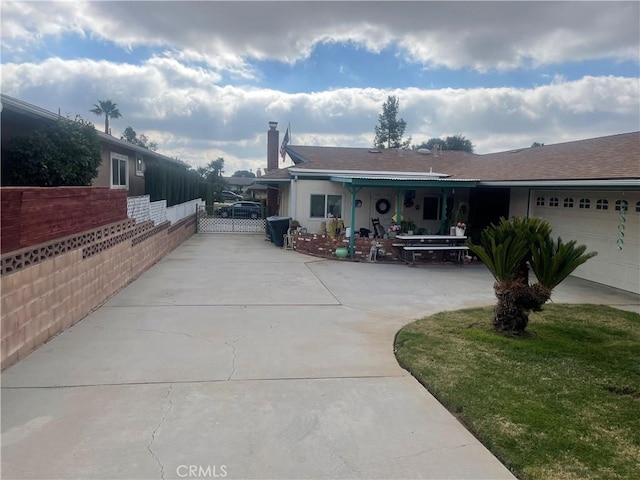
(370, 192, 395, 234)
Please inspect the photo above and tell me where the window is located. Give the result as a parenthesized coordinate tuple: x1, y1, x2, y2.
(111, 153, 128, 189)
(135, 154, 144, 176)
(563, 197, 574, 208)
(636, 201, 640, 213)
(596, 199, 608, 210)
(310, 194, 342, 218)
(548, 197, 559, 207)
(536, 196, 545, 206)
(422, 196, 441, 220)
(579, 198, 590, 209)
(615, 200, 629, 212)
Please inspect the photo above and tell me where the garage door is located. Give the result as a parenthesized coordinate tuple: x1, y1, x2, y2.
(530, 190, 639, 294)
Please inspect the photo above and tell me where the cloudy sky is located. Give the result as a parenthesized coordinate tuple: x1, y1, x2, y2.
(1, 1, 639, 175)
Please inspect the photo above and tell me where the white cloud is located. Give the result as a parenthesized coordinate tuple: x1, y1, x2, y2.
(5, 55, 638, 176)
(2, 1, 638, 71)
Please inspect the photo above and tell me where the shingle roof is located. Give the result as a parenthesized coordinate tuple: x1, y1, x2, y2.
(271, 132, 639, 182)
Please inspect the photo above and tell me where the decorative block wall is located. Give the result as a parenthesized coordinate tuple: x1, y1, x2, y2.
(0, 214, 196, 370)
(1, 187, 127, 254)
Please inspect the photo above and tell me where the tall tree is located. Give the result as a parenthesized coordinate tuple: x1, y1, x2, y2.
(413, 135, 474, 153)
(232, 170, 256, 178)
(531, 142, 545, 148)
(444, 134, 474, 152)
(121, 126, 158, 151)
(90, 99, 122, 134)
(413, 138, 447, 151)
(374, 95, 410, 149)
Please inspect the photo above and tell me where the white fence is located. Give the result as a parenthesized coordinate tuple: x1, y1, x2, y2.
(127, 196, 204, 226)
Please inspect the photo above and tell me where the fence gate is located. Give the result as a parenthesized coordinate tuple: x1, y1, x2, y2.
(197, 205, 266, 233)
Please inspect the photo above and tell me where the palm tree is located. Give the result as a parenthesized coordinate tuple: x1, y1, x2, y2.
(90, 100, 122, 134)
(468, 217, 597, 335)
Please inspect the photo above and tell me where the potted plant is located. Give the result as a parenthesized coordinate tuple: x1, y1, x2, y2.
(449, 202, 468, 235)
(388, 221, 401, 239)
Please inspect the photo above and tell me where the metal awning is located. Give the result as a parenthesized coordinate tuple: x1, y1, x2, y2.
(329, 175, 478, 188)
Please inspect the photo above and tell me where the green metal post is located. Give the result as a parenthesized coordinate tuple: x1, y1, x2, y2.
(348, 186, 361, 258)
(440, 189, 448, 234)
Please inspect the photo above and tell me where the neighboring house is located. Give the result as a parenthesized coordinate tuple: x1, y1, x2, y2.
(224, 175, 268, 200)
(1, 94, 190, 196)
(257, 126, 640, 294)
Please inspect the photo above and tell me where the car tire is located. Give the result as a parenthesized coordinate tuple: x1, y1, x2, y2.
(221, 211, 229, 218)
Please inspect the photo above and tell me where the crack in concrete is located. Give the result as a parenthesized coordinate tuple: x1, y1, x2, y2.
(366, 443, 473, 467)
(148, 383, 174, 480)
(224, 338, 240, 381)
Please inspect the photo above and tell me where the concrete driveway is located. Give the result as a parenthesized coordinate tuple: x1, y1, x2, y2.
(2, 234, 638, 479)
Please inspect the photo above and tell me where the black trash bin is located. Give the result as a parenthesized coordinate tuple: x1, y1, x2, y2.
(266, 216, 291, 247)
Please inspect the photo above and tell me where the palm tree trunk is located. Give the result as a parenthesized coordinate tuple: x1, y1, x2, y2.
(493, 281, 553, 334)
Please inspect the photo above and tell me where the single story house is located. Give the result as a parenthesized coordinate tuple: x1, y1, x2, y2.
(257, 126, 640, 294)
(1, 94, 190, 196)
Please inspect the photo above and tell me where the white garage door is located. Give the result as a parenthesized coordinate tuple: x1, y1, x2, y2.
(530, 190, 639, 294)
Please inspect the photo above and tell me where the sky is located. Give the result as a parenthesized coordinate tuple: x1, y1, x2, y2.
(1, 1, 639, 175)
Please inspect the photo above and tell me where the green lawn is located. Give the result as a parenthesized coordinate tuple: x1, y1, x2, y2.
(394, 304, 640, 480)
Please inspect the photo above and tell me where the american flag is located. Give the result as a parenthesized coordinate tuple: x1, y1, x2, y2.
(280, 125, 290, 161)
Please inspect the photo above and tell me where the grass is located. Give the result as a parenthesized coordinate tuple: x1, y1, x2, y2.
(394, 304, 640, 480)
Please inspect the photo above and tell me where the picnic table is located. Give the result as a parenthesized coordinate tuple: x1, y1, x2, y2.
(393, 234, 469, 264)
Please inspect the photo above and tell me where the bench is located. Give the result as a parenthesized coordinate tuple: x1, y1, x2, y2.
(400, 245, 469, 264)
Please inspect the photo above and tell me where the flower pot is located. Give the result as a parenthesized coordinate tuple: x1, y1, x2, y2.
(335, 247, 349, 258)
(455, 227, 466, 236)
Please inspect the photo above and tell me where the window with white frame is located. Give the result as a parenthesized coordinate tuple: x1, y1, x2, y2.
(135, 154, 144, 176)
(596, 199, 608, 210)
(563, 197, 574, 208)
(548, 197, 559, 207)
(536, 196, 545, 206)
(579, 198, 590, 209)
(111, 153, 128, 189)
(310, 194, 342, 218)
(636, 201, 640, 213)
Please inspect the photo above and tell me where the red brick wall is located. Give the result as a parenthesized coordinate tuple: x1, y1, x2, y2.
(292, 232, 400, 261)
(1, 187, 127, 254)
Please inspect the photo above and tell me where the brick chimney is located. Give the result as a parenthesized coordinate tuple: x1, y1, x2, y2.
(267, 121, 279, 172)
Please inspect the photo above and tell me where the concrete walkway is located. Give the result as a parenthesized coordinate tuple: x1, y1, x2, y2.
(2, 234, 638, 479)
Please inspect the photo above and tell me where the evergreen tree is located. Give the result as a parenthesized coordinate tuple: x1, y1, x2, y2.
(374, 96, 410, 149)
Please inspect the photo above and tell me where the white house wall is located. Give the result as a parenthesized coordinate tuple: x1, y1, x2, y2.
(530, 189, 640, 294)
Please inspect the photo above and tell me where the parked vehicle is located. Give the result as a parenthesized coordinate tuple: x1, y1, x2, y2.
(216, 201, 263, 219)
(221, 190, 243, 201)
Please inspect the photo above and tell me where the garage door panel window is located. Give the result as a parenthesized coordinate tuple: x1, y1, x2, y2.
(636, 201, 640, 213)
(549, 197, 559, 207)
(536, 196, 545, 207)
(596, 199, 608, 210)
(579, 198, 590, 209)
(563, 197, 574, 208)
(310, 194, 342, 218)
(615, 200, 629, 212)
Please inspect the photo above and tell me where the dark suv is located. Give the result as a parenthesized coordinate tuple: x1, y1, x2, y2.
(215, 201, 263, 219)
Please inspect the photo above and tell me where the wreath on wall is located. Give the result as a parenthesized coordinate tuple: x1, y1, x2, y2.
(375, 198, 391, 214)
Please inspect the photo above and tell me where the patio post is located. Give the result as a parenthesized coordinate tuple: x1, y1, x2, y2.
(348, 186, 361, 258)
(440, 189, 449, 234)
(395, 189, 403, 226)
